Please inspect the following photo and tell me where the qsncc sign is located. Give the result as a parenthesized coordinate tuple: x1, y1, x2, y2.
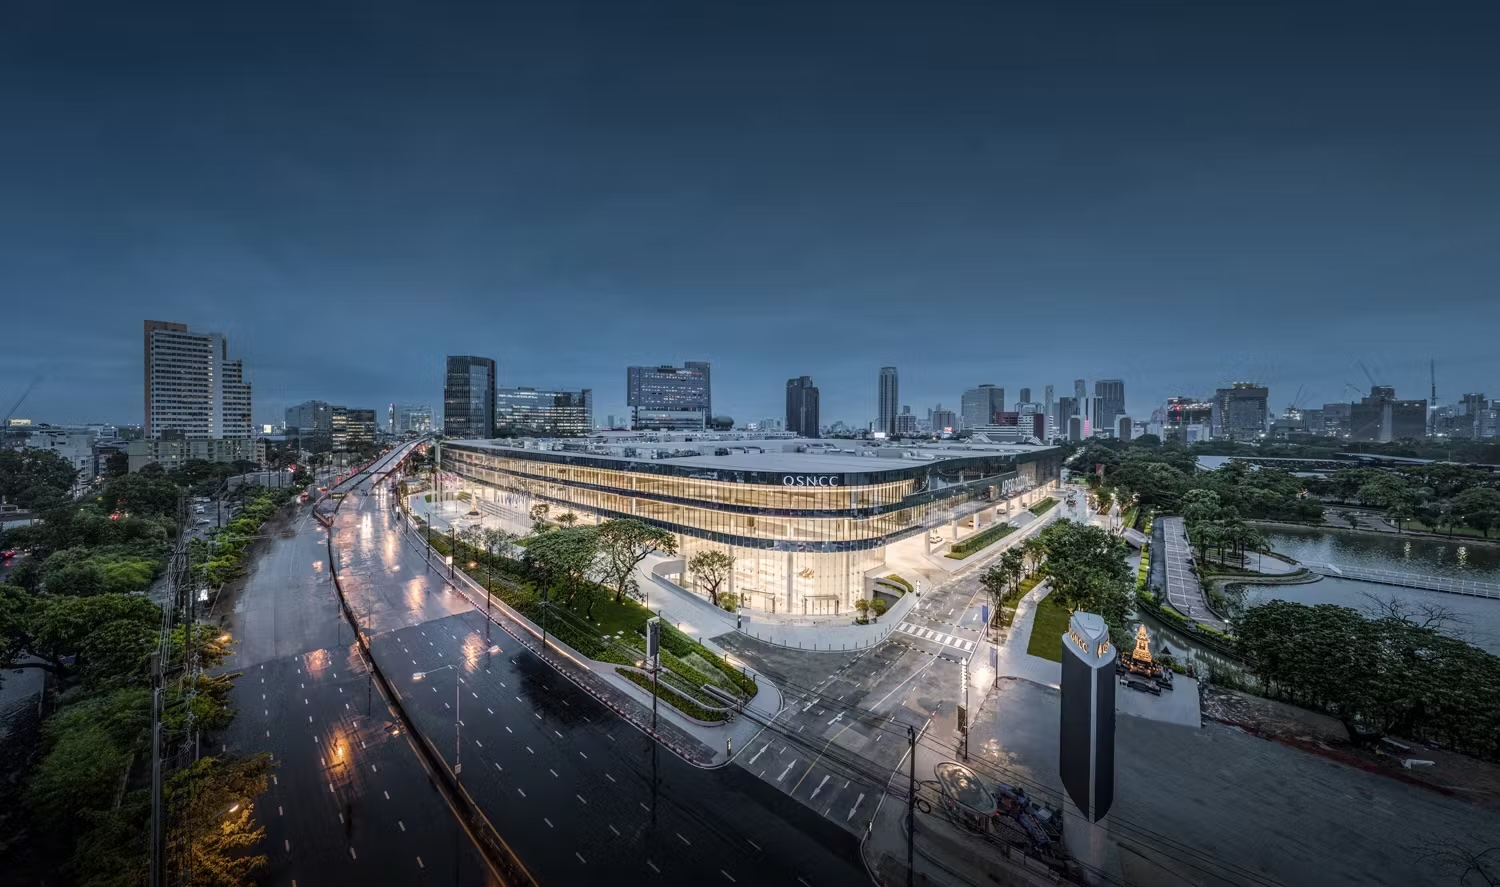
(782, 474, 841, 487)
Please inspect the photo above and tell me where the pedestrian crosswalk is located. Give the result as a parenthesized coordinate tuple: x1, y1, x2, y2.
(896, 622, 975, 652)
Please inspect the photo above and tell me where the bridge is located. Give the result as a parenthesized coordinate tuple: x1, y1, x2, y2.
(1301, 562, 1500, 600)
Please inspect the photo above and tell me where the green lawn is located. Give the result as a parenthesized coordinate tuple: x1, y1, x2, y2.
(1025, 594, 1071, 663)
(1403, 520, 1494, 541)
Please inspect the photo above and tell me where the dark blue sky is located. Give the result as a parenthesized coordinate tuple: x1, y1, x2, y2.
(3, 1, 1497, 427)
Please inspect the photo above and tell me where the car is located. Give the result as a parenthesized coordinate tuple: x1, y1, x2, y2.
(196, 518, 211, 526)
(1, 548, 16, 559)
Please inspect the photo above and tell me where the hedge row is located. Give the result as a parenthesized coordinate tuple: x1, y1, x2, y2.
(615, 668, 729, 722)
(1028, 497, 1058, 516)
(945, 522, 1016, 559)
(882, 574, 914, 593)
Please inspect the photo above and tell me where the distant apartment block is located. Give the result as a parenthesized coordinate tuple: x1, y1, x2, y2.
(126, 437, 258, 473)
(143, 320, 252, 439)
(1349, 386, 1428, 442)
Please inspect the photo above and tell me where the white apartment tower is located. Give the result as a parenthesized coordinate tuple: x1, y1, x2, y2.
(144, 320, 253, 439)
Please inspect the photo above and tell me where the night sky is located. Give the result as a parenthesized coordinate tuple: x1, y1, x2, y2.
(3, 1, 1497, 427)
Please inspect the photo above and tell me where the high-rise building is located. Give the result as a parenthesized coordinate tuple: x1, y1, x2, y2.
(1164, 397, 1213, 442)
(1093, 380, 1125, 427)
(389, 404, 433, 435)
(1213, 383, 1269, 441)
(931, 409, 957, 434)
(1349, 387, 1428, 442)
(1060, 611, 1117, 824)
(1043, 385, 1055, 438)
(894, 413, 919, 436)
(877, 367, 899, 437)
(785, 376, 820, 438)
(285, 400, 333, 435)
(443, 356, 497, 439)
(960, 384, 1004, 430)
(494, 388, 593, 437)
(331, 407, 377, 451)
(143, 320, 252, 439)
(627, 361, 711, 431)
(1056, 396, 1079, 431)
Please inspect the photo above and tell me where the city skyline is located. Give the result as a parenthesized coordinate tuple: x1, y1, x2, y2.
(2, 3, 1496, 427)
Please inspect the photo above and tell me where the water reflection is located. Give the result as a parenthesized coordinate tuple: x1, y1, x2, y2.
(1264, 526, 1500, 579)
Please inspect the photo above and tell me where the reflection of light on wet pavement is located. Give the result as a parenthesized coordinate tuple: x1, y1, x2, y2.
(313, 560, 323, 573)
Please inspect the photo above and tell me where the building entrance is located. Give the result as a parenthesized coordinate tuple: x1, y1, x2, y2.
(804, 596, 840, 617)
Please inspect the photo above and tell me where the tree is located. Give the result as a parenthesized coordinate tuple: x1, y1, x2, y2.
(481, 526, 516, 560)
(165, 754, 273, 887)
(0, 447, 78, 509)
(100, 470, 181, 519)
(1036, 521, 1132, 628)
(1388, 501, 1415, 534)
(522, 527, 599, 614)
(1337, 509, 1361, 530)
(104, 450, 130, 478)
(27, 688, 150, 827)
(528, 503, 551, 533)
(869, 598, 888, 622)
(854, 599, 870, 622)
(1, 589, 161, 683)
(980, 562, 1009, 608)
(687, 549, 735, 607)
(557, 511, 579, 528)
(1000, 548, 1026, 594)
(1454, 487, 1500, 539)
(595, 519, 678, 605)
(1020, 537, 1046, 576)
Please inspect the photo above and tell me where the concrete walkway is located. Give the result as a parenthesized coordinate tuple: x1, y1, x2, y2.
(991, 581, 1062, 688)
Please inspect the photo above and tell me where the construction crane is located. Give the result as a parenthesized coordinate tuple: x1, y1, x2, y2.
(2, 377, 40, 427)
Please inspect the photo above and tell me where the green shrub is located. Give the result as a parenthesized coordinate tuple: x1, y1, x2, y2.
(945, 523, 1017, 558)
(882, 574, 914, 593)
(1028, 498, 1058, 516)
(615, 668, 728, 722)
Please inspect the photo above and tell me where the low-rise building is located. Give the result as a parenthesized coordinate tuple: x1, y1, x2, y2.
(126, 437, 258, 473)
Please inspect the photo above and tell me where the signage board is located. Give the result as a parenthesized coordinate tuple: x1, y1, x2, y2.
(645, 617, 661, 665)
(781, 475, 841, 487)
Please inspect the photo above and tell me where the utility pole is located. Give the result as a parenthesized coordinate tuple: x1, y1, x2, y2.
(907, 724, 916, 887)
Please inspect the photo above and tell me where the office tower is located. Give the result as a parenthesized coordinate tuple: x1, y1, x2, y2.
(960, 384, 1005, 429)
(494, 387, 593, 436)
(1067, 416, 1084, 442)
(785, 376, 820, 438)
(877, 367, 899, 436)
(1116, 416, 1133, 442)
(331, 407, 377, 451)
(1060, 612, 1116, 823)
(1164, 396, 1213, 442)
(931, 409, 957, 433)
(1056, 396, 1079, 433)
(443, 356, 497, 438)
(143, 320, 252, 439)
(1320, 402, 1352, 437)
(1349, 387, 1428, 442)
(391, 404, 433, 434)
(285, 400, 333, 434)
(1212, 383, 1269, 441)
(627, 361, 712, 431)
(1093, 380, 1125, 426)
(1043, 385, 1055, 437)
(894, 413, 919, 436)
(1074, 379, 1086, 406)
(1019, 387, 1032, 406)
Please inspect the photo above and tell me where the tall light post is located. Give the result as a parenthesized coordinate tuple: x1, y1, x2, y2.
(412, 645, 498, 787)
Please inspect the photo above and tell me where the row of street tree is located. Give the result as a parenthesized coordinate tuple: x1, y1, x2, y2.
(1, 449, 289, 885)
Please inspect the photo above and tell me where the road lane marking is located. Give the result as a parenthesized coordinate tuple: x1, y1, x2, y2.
(579, 751, 588, 760)
(576, 852, 587, 864)
(384, 791, 390, 799)
(550, 769, 559, 778)
(398, 820, 405, 831)
(811, 775, 830, 798)
(576, 793, 587, 805)
(749, 743, 770, 765)
(417, 857, 424, 869)
(746, 839, 761, 852)
(647, 861, 660, 873)
(847, 793, 866, 821)
(606, 773, 616, 783)
(609, 824, 620, 837)
(517, 788, 526, 798)
(545, 818, 554, 828)
(722, 872, 737, 883)
(777, 761, 796, 782)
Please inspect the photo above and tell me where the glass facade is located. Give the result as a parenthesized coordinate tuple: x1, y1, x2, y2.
(444, 356, 496, 439)
(627, 362, 711, 430)
(495, 387, 593, 436)
(442, 441, 1060, 615)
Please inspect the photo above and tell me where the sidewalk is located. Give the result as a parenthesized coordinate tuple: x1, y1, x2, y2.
(992, 582, 1062, 688)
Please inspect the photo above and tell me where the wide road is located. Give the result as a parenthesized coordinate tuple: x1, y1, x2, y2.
(212, 444, 498, 886)
(331, 461, 867, 886)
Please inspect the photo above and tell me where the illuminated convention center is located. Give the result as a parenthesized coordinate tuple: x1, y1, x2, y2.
(437, 434, 1061, 617)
